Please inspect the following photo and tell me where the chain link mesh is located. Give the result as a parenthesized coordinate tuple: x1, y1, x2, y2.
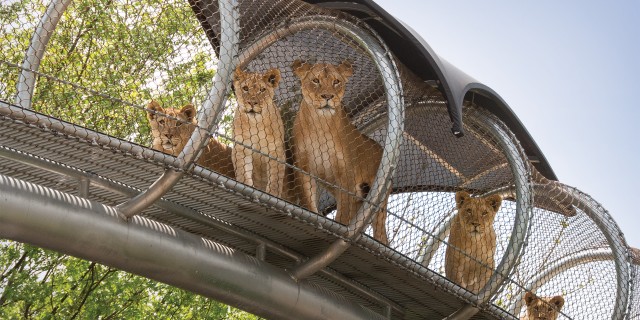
(0, 0, 637, 319)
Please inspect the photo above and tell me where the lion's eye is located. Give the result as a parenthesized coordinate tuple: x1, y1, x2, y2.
(158, 119, 165, 125)
(312, 78, 320, 84)
(333, 79, 341, 86)
(242, 85, 249, 92)
(175, 121, 182, 127)
(482, 211, 488, 216)
(259, 87, 266, 93)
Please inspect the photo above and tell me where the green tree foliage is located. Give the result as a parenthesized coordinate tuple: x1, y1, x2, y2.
(0, 241, 260, 319)
(0, 0, 256, 318)
(1, 0, 220, 144)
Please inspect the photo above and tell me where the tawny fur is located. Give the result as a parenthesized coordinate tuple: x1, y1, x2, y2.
(291, 60, 389, 245)
(445, 191, 502, 293)
(521, 292, 564, 320)
(146, 100, 235, 178)
(232, 67, 286, 198)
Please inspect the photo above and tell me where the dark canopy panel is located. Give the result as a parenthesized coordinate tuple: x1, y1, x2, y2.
(297, 0, 556, 180)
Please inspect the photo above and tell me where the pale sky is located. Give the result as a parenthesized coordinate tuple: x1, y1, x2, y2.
(374, 0, 640, 248)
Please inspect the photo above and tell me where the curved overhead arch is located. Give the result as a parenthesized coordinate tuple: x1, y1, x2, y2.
(305, 0, 557, 180)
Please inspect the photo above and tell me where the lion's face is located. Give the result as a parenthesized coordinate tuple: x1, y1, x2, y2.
(146, 100, 197, 154)
(292, 60, 353, 111)
(524, 292, 564, 320)
(455, 191, 502, 236)
(233, 68, 280, 114)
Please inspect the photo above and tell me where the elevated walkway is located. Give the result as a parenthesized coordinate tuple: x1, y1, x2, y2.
(0, 0, 637, 319)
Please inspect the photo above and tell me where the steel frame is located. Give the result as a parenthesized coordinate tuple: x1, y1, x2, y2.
(3, 0, 635, 319)
(15, 0, 72, 109)
(0, 173, 386, 320)
(116, 0, 239, 218)
(0, 145, 404, 317)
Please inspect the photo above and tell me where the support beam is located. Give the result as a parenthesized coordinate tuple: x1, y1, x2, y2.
(0, 173, 385, 320)
(15, 0, 72, 109)
(0, 145, 405, 317)
(115, 0, 239, 218)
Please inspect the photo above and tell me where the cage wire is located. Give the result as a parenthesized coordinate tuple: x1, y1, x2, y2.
(0, 0, 638, 319)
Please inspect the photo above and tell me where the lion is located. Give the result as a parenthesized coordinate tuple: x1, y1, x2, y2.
(146, 100, 235, 178)
(445, 191, 502, 293)
(521, 292, 565, 320)
(291, 60, 389, 245)
(232, 67, 286, 198)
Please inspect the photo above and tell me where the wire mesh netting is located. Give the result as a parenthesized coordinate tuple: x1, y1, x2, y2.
(0, 0, 637, 319)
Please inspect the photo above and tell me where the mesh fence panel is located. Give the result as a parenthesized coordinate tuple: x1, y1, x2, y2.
(0, 0, 637, 319)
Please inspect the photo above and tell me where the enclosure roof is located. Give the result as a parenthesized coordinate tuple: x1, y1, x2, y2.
(305, 0, 557, 181)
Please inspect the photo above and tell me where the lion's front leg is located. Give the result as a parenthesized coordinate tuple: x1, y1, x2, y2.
(295, 168, 318, 213)
(372, 202, 389, 245)
(233, 145, 254, 187)
(335, 190, 361, 227)
(265, 152, 285, 198)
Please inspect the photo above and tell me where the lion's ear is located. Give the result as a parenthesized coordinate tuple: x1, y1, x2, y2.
(180, 104, 197, 122)
(147, 100, 163, 121)
(337, 60, 353, 79)
(234, 66, 246, 81)
(264, 68, 281, 87)
(485, 194, 503, 212)
(524, 292, 535, 307)
(292, 60, 310, 78)
(550, 295, 564, 310)
(455, 191, 470, 209)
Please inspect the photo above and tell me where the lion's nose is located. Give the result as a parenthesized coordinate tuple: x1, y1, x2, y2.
(321, 94, 334, 100)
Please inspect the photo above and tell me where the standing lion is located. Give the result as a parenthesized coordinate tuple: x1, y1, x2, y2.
(232, 67, 286, 198)
(445, 191, 502, 293)
(291, 60, 389, 244)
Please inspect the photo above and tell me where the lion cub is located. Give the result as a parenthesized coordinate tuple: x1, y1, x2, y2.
(146, 100, 235, 178)
(291, 60, 389, 245)
(445, 191, 502, 293)
(522, 292, 565, 320)
(232, 67, 286, 198)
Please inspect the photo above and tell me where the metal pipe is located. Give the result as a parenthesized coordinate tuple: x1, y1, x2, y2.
(256, 242, 266, 261)
(0, 146, 404, 316)
(446, 109, 533, 319)
(557, 186, 631, 320)
(0, 100, 181, 168)
(115, 0, 239, 218)
(15, 0, 72, 109)
(78, 176, 89, 197)
(511, 249, 615, 316)
(0, 173, 386, 320)
(419, 207, 454, 267)
(443, 305, 481, 320)
(238, 15, 405, 280)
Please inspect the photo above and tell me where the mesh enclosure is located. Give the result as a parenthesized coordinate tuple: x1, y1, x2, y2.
(0, 0, 637, 319)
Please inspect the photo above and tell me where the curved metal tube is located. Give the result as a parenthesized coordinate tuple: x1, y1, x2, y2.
(556, 186, 631, 320)
(419, 207, 455, 267)
(116, 0, 239, 218)
(446, 109, 533, 319)
(15, 0, 72, 109)
(0, 145, 404, 316)
(511, 249, 615, 316)
(0, 173, 386, 320)
(236, 16, 404, 280)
